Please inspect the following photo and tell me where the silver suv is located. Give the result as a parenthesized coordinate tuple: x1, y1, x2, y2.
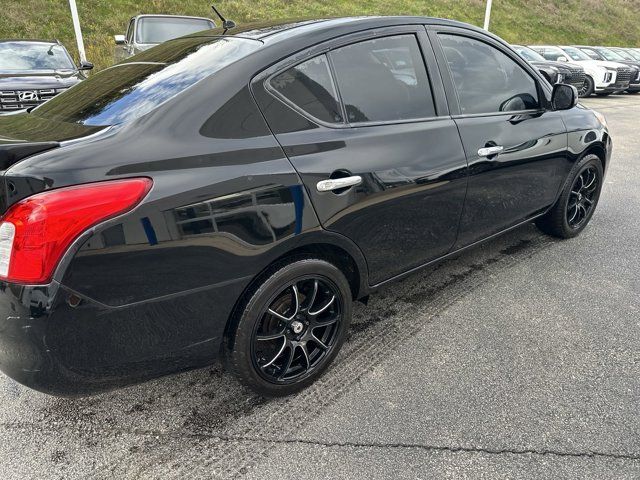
(114, 14, 215, 61)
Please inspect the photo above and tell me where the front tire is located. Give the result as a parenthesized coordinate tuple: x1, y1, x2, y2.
(579, 76, 595, 97)
(536, 155, 604, 238)
(226, 258, 352, 397)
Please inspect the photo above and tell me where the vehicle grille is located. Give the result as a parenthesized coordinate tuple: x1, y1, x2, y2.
(561, 67, 586, 88)
(0, 88, 67, 112)
(615, 67, 632, 86)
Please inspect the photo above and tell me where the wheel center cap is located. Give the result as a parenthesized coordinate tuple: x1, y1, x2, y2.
(291, 320, 304, 334)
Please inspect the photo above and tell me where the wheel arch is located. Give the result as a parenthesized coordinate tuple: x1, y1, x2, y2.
(221, 232, 369, 348)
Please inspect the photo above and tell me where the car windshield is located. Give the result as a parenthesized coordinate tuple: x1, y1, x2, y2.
(0, 42, 75, 71)
(597, 48, 625, 62)
(32, 37, 260, 126)
(136, 17, 214, 44)
(561, 47, 592, 61)
(610, 49, 633, 60)
(513, 46, 545, 62)
(625, 49, 640, 61)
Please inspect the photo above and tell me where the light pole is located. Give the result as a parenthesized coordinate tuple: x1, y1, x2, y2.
(68, 0, 87, 63)
(483, 0, 493, 31)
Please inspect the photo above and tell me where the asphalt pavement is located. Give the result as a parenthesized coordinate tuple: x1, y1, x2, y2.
(1, 94, 639, 479)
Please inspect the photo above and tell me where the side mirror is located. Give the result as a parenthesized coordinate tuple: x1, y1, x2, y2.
(557, 56, 569, 62)
(79, 60, 94, 71)
(114, 35, 126, 45)
(551, 84, 578, 111)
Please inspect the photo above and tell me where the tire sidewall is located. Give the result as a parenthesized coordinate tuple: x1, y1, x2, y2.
(228, 258, 352, 396)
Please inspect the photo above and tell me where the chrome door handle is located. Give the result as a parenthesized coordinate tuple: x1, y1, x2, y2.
(317, 176, 362, 192)
(478, 145, 504, 158)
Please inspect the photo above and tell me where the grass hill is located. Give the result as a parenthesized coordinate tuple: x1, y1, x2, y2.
(2, 0, 640, 71)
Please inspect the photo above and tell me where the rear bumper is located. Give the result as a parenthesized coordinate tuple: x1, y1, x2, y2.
(0, 279, 242, 396)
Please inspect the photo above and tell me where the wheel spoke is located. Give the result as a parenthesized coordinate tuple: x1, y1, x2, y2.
(570, 190, 580, 197)
(300, 343, 310, 368)
(311, 333, 329, 350)
(568, 205, 579, 223)
(279, 345, 296, 379)
(267, 308, 293, 322)
(306, 279, 319, 312)
(261, 337, 287, 368)
(583, 197, 593, 206)
(291, 284, 301, 317)
(256, 330, 286, 341)
(309, 295, 335, 316)
(583, 171, 596, 191)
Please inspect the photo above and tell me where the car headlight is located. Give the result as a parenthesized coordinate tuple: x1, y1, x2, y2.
(593, 110, 608, 129)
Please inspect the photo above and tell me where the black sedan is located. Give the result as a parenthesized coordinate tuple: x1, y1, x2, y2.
(0, 40, 93, 113)
(512, 44, 587, 93)
(0, 17, 611, 397)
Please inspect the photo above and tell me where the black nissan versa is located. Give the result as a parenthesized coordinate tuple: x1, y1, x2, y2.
(0, 17, 611, 397)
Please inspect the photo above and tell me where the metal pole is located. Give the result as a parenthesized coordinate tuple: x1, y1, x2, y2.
(68, 0, 87, 63)
(483, 0, 493, 31)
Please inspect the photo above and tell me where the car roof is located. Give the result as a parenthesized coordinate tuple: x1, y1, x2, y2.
(0, 39, 59, 45)
(133, 14, 215, 22)
(185, 16, 488, 43)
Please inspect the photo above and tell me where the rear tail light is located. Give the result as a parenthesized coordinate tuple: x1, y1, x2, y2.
(0, 178, 152, 284)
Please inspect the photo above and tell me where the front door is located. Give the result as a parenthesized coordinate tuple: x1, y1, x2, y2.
(430, 29, 569, 248)
(252, 27, 468, 285)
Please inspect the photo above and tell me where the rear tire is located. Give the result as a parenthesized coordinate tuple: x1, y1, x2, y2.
(536, 155, 603, 239)
(226, 258, 352, 397)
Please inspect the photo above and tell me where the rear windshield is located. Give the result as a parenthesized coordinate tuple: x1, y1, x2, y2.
(137, 17, 215, 44)
(32, 37, 260, 126)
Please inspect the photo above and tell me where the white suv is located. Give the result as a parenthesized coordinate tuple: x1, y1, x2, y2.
(529, 45, 628, 96)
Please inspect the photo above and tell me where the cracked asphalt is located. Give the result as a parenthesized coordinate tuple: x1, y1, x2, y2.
(1, 94, 639, 479)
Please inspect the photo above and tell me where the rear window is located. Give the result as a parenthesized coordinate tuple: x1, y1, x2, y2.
(32, 37, 260, 126)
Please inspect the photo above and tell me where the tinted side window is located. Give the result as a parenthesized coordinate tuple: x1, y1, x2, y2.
(440, 34, 539, 115)
(270, 55, 344, 124)
(330, 35, 436, 123)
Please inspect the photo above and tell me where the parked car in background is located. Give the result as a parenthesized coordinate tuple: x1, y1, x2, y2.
(512, 45, 586, 94)
(0, 40, 92, 114)
(573, 46, 640, 94)
(609, 47, 640, 62)
(114, 14, 215, 61)
(530, 45, 631, 97)
(0, 17, 609, 397)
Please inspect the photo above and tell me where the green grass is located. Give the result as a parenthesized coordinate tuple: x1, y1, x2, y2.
(2, 0, 640, 71)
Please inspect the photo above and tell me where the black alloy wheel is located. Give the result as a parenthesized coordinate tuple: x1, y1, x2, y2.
(226, 258, 352, 396)
(566, 166, 599, 229)
(253, 277, 342, 383)
(536, 154, 603, 238)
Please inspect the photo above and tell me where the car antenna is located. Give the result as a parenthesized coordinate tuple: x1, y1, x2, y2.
(211, 4, 236, 33)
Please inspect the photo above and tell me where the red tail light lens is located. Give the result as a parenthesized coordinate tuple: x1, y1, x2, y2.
(0, 178, 152, 284)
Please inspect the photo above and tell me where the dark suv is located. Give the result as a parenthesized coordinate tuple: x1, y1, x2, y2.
(512, 44, 586, 93)
(0, 18, 610, 397)
(0, 40, 92, 114)
(574, 45, 640, 93)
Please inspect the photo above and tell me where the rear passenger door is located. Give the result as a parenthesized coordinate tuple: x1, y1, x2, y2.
(252, 27, 469, 285)
(430, 28, 569, 248)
